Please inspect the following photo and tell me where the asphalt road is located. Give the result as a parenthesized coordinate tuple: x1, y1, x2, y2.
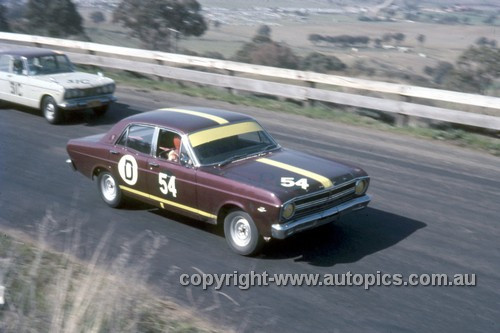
(0, 87, 499, 332)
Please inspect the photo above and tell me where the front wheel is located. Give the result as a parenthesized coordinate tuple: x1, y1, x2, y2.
(97, 172, 124, 208)
(42, 96, 63, 124)
(224, 210, 264, 256)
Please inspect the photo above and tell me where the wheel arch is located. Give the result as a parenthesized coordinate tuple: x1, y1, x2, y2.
(92, 165, 109, 181)
(217, 203, 245, 226)
(40, 94, 55, 109)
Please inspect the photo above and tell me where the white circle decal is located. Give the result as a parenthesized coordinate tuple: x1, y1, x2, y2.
(118, 155, 138, 185)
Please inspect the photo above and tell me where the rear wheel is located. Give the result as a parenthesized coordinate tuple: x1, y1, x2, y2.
(97, 172, 124, 208)
(42, 96, 63, 124)
(224, 210, 264, 256)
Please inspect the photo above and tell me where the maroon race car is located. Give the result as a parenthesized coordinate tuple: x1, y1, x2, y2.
(66, 107, 371, 255)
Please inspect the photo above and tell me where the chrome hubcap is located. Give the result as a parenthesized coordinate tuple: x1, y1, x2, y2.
(44, 102, 55, 121)
(231, 217, 251, 247)
(101, 174, 117, 202)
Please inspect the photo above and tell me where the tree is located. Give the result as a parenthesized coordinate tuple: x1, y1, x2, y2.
(417, 34, 426, 45)
(382, 33, 393, 43)
(213, 20, 221, 29)
(234, 27, 299, 69)
(256, 25, 271, 39)
(235, 41, 299, 69)
(300, 52, 346, 73)
(424, 61, 454, 84)
(308, 34, 323, 45)
(476, 37, 497, 48)
(90, 11, 106, 24)
(393, 33, 406, 44)
(24, 0, 84, 38)
(453, 46, 500, 92)
(483, 14, 497, 25)
(0, 4, 10, 32)
(113, 0, 207, 51)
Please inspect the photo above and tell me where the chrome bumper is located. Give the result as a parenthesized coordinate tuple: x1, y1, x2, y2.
(66, 159, 76, 171)
(271, 194, 371, 239)
(58, 95, 116, 110)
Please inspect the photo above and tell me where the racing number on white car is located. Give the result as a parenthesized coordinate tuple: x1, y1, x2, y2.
(10, 82, 22, 96)
(281, 177, 309, 190)
(159, 172, 177, 197)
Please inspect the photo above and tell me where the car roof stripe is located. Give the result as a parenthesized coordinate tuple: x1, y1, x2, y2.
(159, 108, 229, 125)
(256, 158, 334, 189)
(189, 121, 262, 148)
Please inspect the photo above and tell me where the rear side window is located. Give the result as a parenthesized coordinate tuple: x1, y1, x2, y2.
(117, 124, 155, 155)
(0, 55, 10, 72)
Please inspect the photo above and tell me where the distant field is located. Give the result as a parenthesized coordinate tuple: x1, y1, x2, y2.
(79, 2, 499, 85)
(181, 17, 498, 82)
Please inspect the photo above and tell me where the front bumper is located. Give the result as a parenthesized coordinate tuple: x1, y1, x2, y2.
(58, 94, 116, 110)
(271, 194, 371, 239)
(66, 158, 76, 171)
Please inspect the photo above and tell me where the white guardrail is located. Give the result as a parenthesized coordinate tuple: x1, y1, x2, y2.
(1, 32, 499, 130)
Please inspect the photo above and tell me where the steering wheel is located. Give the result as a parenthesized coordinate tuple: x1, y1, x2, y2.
(158, 147, 172, 159)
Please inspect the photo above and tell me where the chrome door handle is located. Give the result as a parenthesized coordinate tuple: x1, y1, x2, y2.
(148, 162, 159, 167)
(109, 150, 120, 155)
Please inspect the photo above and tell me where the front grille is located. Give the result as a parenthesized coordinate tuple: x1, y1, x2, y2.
(292, 180, 356, 219)
(80, 87, 99, 97)
(66, 87, 108, 99)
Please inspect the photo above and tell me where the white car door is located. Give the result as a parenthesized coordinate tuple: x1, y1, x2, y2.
(0, 56, 27, 105)
(7, 56, 31, 106)
(0, 54, 13, 102)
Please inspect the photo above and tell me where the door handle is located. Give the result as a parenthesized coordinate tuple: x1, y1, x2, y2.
(148, 162, 159, 167)
(109, 150, 120, 155)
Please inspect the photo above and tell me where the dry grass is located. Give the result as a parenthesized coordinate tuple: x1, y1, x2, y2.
(0, 207, 228, 333)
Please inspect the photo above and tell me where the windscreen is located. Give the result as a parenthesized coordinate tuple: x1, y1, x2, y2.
(27, 54, 74, 75)
(189, 121, 278, 165)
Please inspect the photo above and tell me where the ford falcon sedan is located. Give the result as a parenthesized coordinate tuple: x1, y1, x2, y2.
(66, 107, 371, 255)
(0, 49, 116, 124)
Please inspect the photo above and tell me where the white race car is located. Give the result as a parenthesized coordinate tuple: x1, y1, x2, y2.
(0, 48, 116, 124)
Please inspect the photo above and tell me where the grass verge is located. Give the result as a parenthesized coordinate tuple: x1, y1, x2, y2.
(0, 226, 225, 333)
(99, 69, 500, 157)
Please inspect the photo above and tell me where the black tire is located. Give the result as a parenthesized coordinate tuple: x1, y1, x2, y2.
(97, 172, 124, 208)
(224, 210, 264, 256)
(42, 96, 63, 124)
(93, 105, 109, 116)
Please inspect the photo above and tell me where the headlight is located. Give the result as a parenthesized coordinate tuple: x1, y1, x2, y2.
(64, 89, 84, 99)
(99, 84, 115, 94)
(65, 89, 76, 99)
(282, 202, 295, 220)
(64, 89, 72, 99)
(354, 179, 368, 195)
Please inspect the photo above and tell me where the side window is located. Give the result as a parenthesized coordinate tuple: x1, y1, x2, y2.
(27, 57, 42, 75)
(0, 55, 10, 72)
(157, 129, 182, 163)
(116, 124, 155, 155)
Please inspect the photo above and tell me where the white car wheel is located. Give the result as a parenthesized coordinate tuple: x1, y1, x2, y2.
(42, 96, 63, 124)
(97, 172, 124, 208)
(224, 210, 264, 256)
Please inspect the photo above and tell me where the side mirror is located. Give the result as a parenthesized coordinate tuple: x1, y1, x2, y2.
(22, 69, 28, 76)
(180, 153, 193, 168)
(97, 72, 103, 77)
